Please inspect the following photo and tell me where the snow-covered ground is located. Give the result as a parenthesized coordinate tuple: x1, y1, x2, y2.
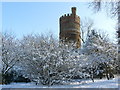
(0, 77, 119, 89)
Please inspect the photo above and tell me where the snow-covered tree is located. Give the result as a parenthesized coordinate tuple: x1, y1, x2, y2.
(17, 34, 86, 85)
(2, 33, 23, 84)
(82, 30, 117, 80)
(1, 30, 117, 85)
(89, 0, 119, 73)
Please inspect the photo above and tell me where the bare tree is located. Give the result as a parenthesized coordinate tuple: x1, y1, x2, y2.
(80, 18, 94, 43)
(90, 1, 117, 15)
(89, 0, 119, 49)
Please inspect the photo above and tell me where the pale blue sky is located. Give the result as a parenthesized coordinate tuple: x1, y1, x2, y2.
(2, 2, 117, 41)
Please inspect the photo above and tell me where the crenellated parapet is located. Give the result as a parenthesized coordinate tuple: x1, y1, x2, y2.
(60, 14, 80, 22)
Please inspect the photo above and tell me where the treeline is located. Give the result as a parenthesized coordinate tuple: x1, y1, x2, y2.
(1, 29, 119, 86)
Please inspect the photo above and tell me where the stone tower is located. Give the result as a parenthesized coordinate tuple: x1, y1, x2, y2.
(59, 7, 81, 48)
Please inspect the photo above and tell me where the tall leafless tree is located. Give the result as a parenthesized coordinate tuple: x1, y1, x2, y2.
(90, 0, 119, 52)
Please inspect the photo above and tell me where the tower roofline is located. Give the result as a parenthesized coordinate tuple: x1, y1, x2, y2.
(71, 7, 76, 15)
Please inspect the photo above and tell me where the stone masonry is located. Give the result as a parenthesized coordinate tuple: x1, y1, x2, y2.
(59, 7, 81, 48)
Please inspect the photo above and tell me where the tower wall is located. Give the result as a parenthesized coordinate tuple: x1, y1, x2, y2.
(59, 7, 81, 48)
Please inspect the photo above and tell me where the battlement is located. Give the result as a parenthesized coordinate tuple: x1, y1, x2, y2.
(60, 14, 80, 19)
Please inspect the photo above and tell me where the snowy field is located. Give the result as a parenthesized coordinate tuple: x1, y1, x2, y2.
(0, 77, 119, 89)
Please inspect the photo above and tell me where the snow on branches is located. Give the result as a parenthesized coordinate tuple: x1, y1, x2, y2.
(1, 31, 118, 85)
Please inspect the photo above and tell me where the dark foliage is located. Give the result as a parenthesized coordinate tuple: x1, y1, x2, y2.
(2, 70, 31, 84)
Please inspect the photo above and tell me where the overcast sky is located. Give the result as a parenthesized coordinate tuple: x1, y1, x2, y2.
(2, 2, 117, 41)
